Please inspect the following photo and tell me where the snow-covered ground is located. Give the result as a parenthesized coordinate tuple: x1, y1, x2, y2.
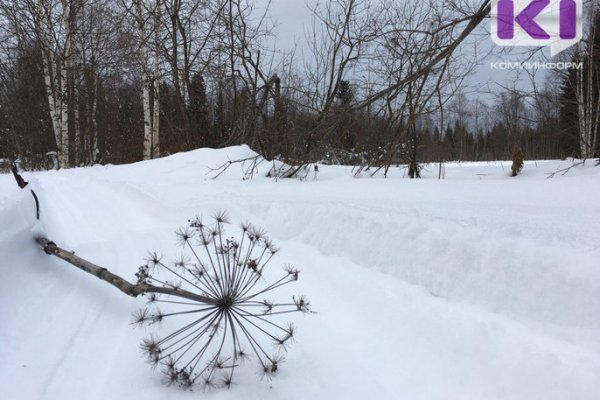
(1, 146, 599, 400)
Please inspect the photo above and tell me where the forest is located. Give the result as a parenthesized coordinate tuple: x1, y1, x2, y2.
(0, 0, 598, 175)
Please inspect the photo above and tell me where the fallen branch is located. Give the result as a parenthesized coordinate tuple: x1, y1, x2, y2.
(36, 237, 216, 305)
(206, 155, 263, 179)
(11, 162, 214, 304)
(207, 153, 314, 180)
(546, 160, 586, 178)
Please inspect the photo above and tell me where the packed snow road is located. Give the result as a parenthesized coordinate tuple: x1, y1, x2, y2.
(1, 146, 599, 400)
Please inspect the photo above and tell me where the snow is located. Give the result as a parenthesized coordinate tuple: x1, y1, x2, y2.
(1, 146, 599, 399)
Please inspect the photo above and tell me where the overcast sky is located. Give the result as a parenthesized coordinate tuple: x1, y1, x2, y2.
(254, 0, 553, 104)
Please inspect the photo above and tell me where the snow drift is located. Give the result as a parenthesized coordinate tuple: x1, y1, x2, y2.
(1, 146, 599, 400)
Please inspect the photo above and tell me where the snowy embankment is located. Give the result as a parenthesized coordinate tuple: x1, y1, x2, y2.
(1, 146, 599, 400)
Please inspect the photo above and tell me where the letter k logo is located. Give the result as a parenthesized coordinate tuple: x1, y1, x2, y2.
(498, 0, 550, 40)
(491, 0, 582, 56)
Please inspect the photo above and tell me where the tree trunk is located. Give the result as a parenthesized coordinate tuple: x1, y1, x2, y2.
(37, 0, 69, 168)
(91, 70, 99, 163)
(136, 0, 153, 160)
(151, 0, 161, 159)
(60, 0, 73, 167)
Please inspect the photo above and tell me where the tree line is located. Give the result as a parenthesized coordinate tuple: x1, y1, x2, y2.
(0, 0, 597, 175)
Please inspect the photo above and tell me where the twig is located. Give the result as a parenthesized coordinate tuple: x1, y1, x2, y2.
(11, 164, 40, 220)
(11, 164, 27, 188)
(546, 160, 586, 178)
(206, 155, 263, 180)
(36, 237, 217, 305)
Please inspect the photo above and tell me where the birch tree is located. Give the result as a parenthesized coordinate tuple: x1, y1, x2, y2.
(151, 0, 160, 158)
(574, 10, 600, 158)
(77, 1, 103, 163)
(35, 0, 70, 167)
(134, 0, 161, 160)
(60, 0, 76, 165)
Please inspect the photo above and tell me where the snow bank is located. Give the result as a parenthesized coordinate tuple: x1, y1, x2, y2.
(0, 184, 39, 244)
(0, 147, 599, 400)
(258, 196, 600, 329)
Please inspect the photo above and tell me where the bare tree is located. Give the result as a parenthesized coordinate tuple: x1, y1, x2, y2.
(133, 0, 161, 160)
(295, 0, 489, 177)
(33, 0, 72, 167)
(574, 10, 600, 158)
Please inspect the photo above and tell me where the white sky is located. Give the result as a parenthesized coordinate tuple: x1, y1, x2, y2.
(257, 0, 554, 104)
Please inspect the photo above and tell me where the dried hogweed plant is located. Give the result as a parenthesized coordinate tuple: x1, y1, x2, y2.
(131, 211, 312, 390)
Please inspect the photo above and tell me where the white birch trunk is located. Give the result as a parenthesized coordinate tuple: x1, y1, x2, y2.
(594, 81, 600, 154)
(135, 0, 153, 160)
(592, 24, 599, 156)
(37, 0, 69, 168)
(152, 72, 160, 158)
(91, 71, 99, 162)
(151, 0, 161, 159)
(577, 65, 586, 157)
(60, 0, 72, 167)
(585, 43, 593, 157)
(142, 77, 152, 160)
(41, 46, 63, 161)
(576, 46, 592, 158)
(72, 53, 80, 165)
(74, 83, 81, 165)
(59, 63, 70, 167)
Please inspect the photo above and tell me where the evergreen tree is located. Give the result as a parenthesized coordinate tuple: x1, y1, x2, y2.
(188, 72, 209, 148)
(334, 80, 356, 150)
(559, 67, 580, 158)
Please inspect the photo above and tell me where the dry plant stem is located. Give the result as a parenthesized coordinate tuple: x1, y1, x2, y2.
(11, 164, 40, 219)
(207, 155, 263, 179)
(36, 237, 216, 305)
(546, 160, 587, 178)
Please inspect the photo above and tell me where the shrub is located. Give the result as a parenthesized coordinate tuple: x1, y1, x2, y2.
(511, 148, 524, 177)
